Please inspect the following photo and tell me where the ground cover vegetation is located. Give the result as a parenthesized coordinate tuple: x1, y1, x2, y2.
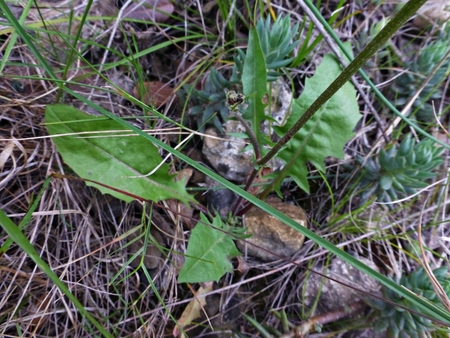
(1, 0, 450, 336)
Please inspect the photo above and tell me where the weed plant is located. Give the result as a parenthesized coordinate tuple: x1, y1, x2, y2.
(179, 15, 300, 132)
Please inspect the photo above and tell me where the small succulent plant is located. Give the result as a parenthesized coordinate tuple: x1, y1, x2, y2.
(369, 266, 450, 338)
(355, 18, 390, 67)
(392, 35, 450, 121)
(179, 15, 300, 132)
(355, 134, 444, 205)
(235, 15, 300, 82)
(180, 68, 233, 132)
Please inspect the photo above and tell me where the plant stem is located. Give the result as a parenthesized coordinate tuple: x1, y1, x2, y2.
(289, 301, 367, 337)
(233, 112, 261, 160)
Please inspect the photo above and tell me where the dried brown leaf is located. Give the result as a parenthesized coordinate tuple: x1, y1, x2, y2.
(133, 81, 173, 108)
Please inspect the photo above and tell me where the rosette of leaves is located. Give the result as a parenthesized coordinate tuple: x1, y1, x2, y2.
(180, 68, 233, 132)
(233, 15, 300, 82)
(393, 35, 450, 121)
(369, 266, 450, 337)
(179, 15, 300, 132)
(355, 134, 444, 205)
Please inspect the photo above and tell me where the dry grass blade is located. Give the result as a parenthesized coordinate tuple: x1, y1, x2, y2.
(417, 197, 450, 312)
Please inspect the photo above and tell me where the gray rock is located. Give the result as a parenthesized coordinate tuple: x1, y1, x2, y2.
(203, 120, 254, 183)
(304, 257, 382, 316)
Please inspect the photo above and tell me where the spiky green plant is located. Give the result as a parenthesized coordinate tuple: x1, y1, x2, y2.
(179, 15, 300, 132)
(355, 134, 444, 205)
(392, 34, 450, 121)
(369, 266, 450, 338)
(180, 68, 233, 132)
(235, 15, 300, 82)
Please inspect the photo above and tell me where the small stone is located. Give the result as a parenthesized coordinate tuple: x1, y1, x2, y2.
(237, 199, 307, 261)
(303, 257, 382, 316)
(202, 120, 254, 183)
(205, 176, 238, 219)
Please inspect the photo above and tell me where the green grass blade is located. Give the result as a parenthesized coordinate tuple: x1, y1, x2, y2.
(0, 177, 52, 254)
(243, 313, 273, 338)
(56, 0, 94, 102)
(0, 0, 33, 73)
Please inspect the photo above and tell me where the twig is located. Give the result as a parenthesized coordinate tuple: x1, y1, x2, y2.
(280, 301, 368, 337)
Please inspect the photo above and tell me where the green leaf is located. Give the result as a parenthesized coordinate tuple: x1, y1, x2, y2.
(274, 50, 361, 193)
(178, 213, 240, 283)
(243, 313, 274, 338)
(45, 104, 193, 204)
(380, 175, 393, 190)
(242, 27, 268, 146)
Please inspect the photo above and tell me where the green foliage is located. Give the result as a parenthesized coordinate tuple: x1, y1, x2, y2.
(184, 31, 360, 194)
(370, 266, 450, 337)
(4, 0, 450, 334)
(180, 68, 233, 132)
(272, 51, 360, 193)
(180, 15, 299, 132)
(183, 40, 360, 282)
(246, 15, 300, 81)
(355, 134, 444, 204)
(45, 104, 193, 204)
(392, 35, 450, 121)
(178, 213, 241, 283)
(241, 27, 268, 146)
